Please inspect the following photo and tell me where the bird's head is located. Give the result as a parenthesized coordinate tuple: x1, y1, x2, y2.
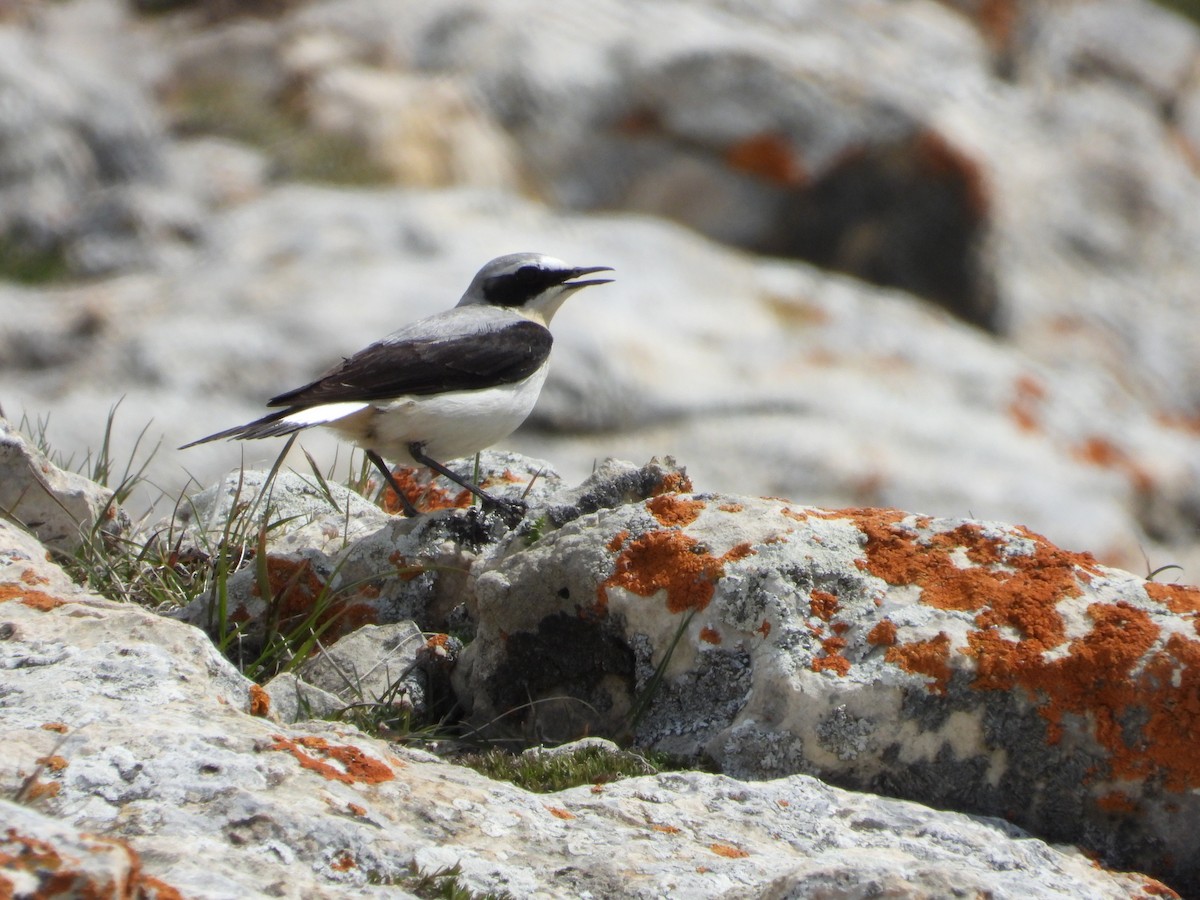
(458, 252, 614, 324)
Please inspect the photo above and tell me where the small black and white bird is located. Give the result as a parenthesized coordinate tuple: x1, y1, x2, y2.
(182, 252, 613, 518)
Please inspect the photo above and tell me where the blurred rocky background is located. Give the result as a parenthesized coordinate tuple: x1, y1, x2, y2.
(3, 0, 1200, 577)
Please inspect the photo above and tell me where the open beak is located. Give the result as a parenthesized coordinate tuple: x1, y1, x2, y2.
(562, 265, 615, 289)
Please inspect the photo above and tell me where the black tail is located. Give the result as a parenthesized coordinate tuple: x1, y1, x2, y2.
(179, 409, 307, 449)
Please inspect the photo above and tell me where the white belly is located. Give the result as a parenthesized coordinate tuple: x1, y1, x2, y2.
(321, 365, 550, 465)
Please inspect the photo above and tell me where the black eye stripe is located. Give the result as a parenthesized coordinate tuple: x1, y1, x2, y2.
(482, 265, 567, 307)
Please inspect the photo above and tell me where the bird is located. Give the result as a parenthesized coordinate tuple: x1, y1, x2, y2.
(182, 252, 614, 520)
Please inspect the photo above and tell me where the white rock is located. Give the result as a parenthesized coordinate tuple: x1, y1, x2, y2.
(0, 418, 126, 553)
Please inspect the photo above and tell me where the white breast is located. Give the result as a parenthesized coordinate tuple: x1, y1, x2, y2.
(322, 364, 551, 465)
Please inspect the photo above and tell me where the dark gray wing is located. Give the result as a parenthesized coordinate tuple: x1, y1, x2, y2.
(266, 316, 552, 408)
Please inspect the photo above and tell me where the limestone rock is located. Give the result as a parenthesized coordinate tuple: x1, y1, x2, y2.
(296, 621, 425, 709)
(302, 66, 523, 189)
(0, 799, 183, 899)
(171, 452, 564, 647)
(459, 481, 1200, 892)
(0, 528, 1171, 898)
(0, 418, 127, 554)
(0, 0, 172, 277)
(262, 671, 344, 724)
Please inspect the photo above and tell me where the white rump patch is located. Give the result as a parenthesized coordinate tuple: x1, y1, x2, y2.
(281, 402, 370, 426)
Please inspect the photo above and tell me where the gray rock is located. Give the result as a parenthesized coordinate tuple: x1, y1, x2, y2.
(0, 417, 127, 553)
(2, 0, 1200, 656)
(0, 799, 161, 897)
(0, 518, 85, 599)
(172, 467, 390, 546)
(263, 671, 346, 724)
(458, 480, 1200, 892)
(0, 0, 169, 277)
(170, 460, 527, 650)
(0, 528, 1170, 898)
(296, 621, 425, 708)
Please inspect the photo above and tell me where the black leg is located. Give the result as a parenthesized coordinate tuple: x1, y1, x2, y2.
(407, 443, 527, 526)
(365, 449, 420, 517)
(406, 443, 494, 504)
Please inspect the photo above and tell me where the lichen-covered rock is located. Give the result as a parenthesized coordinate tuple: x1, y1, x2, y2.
(0, 533, 1173, 899)
(459, 485, 1200, 893)
(171, 452, 559, 647)
(0, 799, 183, 899)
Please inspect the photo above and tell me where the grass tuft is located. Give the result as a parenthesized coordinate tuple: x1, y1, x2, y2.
(368, 862, 512, 899)
(456, 743, 661, 793)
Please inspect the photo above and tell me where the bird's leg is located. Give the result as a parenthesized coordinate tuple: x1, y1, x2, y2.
(407, 442, 527, 525)
(365, 449, 420, 517)
(406, 443, 495, 504)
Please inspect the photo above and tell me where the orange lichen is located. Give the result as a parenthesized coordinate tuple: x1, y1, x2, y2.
(0, 584, 65, 609)
(347, 802, 367, 817)
(1139, 881, 1182, 898)
(40, 723, 68, 733)
(1144, 581, 1200, 615)
(16, 780, 59, 802)
(725, 132, 806, 185)
(1096, 791, 1138, 813)
(647, 494, 706, 527)
(653, 471, 694, 495)
(387, 551, 426, 582)
(651, 823, 681, 834)
(724, 543, 756, 562)
(841, 509, 1200, 790)
(36, 755, 68, 772)
(252, 557, 379, 643)
(331, 854, 356, 872)
(384, 465, 477, 513)
(424, 633, 455, 656)
(378, 466, 472, 514)
(253, 556, 324, 609)
(780, 507, 808, 522)
(812, 635, 851, 676)
(866, 620, 898, 646)
(718, 503, 744, 513)
(0, 829, 183, 899)
(19, 569, 48, 585)
(601, 531, 754, 613)
(699, 626, 722, 645)
(1073, 436, 1154, 493)
(1008, 373, 1046, 432)
(756, 620, 772, 639)
(809, 590, 839, 621)
(267, 735, 395, 785)
(886, 632, 952, 694)
(607, 530, 630, 553)
(546, 806, 575, 820)
(974, 0, 1020, 52)
(614, 107, 661, 135)
(248, 684, 271, 717)
(853, 514, 1099, 649)
(709, 843, 750, 859)
(914, 129, 991, 220)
